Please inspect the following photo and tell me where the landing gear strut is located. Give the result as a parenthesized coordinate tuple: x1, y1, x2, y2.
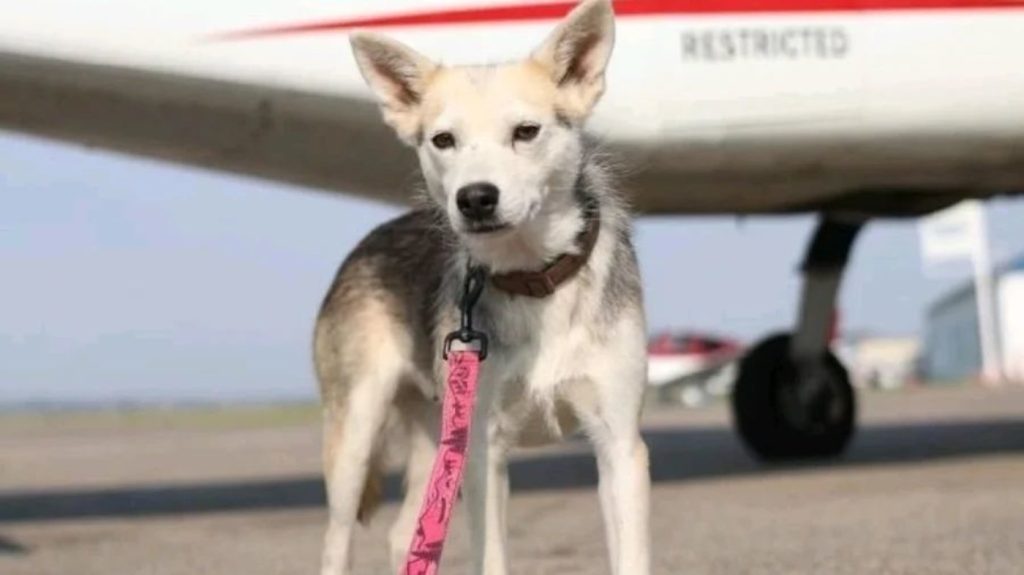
(732, 218, 863, 460)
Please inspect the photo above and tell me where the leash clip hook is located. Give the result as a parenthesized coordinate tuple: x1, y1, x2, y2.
(443, 266, 489, 360)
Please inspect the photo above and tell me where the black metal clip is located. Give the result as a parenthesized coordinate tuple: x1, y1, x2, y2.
(443, 266, 489, 360)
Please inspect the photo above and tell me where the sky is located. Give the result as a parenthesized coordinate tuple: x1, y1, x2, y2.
(2, 133, 1023, 404)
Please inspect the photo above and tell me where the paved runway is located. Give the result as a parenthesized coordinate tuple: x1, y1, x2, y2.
(2, 385, 1023, 574)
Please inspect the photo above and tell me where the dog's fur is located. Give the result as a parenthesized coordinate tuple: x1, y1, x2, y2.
(315, 1, 650, 573)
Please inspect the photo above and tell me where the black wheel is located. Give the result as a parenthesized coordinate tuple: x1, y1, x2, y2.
(731, 333, 856, 460)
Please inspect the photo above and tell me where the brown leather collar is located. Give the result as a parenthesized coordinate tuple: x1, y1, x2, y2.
(489, 216, 600, 298)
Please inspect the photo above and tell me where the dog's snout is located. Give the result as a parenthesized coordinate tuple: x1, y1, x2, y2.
(456, 183, 500, 221)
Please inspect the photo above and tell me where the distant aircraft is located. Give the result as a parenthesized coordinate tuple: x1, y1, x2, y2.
(3, 0, 1023, 459)
(647, 332, 744, 407)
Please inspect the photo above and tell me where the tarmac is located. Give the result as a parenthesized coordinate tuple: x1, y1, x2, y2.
(1, 384, 1023, 574)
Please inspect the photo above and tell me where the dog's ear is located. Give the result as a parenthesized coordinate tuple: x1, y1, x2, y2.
(530, 0, 615, 121)
(350, 32, 438, 144)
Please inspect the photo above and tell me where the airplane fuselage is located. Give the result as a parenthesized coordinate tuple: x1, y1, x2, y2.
(2, 0, 1023, 213)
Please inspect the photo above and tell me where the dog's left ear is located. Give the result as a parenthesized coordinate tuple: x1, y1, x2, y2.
(530, 0, 615, 121)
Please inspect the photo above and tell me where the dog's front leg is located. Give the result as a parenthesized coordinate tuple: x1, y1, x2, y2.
(583, 361, 651, 575)
(464, 387, 510, 575)
(595, 428, 650, 575)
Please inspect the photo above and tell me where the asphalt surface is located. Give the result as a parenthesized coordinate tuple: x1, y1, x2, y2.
(2, 385, 1023, 574)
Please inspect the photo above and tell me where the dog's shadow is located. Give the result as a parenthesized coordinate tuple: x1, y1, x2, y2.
(0, 418, 1022, 524)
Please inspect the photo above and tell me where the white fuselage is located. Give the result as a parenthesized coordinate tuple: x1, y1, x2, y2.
(3, 1, 1024, 213)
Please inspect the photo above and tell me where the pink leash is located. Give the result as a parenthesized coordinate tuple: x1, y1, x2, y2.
(404, 266, 489, 575)
(403, 350, 481, 575)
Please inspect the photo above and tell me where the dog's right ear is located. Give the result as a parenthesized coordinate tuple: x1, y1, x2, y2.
(350, 32, 438, 145)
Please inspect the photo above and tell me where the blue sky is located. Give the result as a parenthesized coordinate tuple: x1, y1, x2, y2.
(2, 132, 1023, 403)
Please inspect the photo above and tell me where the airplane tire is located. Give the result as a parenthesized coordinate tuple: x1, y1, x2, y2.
(731, 333, 856, 460)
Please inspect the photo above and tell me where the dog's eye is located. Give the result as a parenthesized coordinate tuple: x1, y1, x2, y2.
(512, 123, 541, 143)
(431, 132, 456, 150)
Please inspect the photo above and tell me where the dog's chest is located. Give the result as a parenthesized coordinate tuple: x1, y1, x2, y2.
(485, 289, 594, 388)
(471, 288, 601, 442)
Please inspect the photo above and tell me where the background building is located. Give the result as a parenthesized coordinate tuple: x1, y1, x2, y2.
(845, 335, 921, 390)
(923, 255, 1024, 383)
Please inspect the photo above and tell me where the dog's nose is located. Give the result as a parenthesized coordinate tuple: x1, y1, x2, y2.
(456, 183, 500, 221)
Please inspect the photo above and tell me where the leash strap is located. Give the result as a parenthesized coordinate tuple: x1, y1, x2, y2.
(403, 350, 482, 575)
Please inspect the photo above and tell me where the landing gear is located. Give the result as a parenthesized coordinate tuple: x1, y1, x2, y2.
(732, 333, 855, 459)
(731, 218, 864, 460)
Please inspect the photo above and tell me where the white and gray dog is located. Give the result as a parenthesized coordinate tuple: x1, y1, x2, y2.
(314, 1, 650, 573)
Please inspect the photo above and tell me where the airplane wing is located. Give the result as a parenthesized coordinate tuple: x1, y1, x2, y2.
(3, 0, 1024, 215)
(0, 50, 417, 206)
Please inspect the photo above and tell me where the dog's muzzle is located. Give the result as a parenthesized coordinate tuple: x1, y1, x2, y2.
(456, 182, 500, 223)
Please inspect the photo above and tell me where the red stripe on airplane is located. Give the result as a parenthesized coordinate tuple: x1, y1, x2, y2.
(215, 0, 1024, 40)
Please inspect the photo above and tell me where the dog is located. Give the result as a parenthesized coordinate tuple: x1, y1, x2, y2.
(314, 1, 650, 573)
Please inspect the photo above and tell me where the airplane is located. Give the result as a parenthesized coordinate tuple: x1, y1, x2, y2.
(3, 0, 1023, 460)
(647, 331, 745, 407)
